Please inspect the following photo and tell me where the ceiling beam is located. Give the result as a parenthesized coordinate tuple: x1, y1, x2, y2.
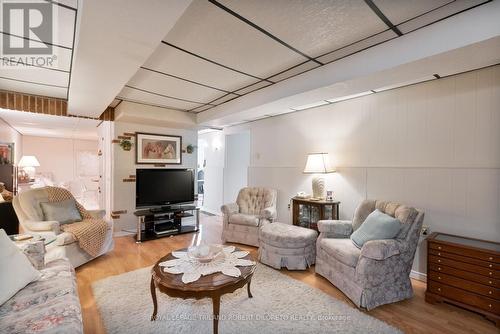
(68, 0, 192, 118)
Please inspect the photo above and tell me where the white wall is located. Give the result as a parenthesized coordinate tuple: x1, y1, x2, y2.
(22, 136, 98, 185)
(198, 131, 225, 214)
(224, 132, 250, 204)
(226, 65, 500, 276)
(112, 121, 197, 231)
(0, 117, 22, 163)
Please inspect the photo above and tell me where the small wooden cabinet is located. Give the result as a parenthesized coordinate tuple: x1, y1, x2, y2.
(426, 232, 500, 327)
(291, 197, 340, 231)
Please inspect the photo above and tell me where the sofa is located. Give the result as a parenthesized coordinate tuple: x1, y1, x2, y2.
(12, 186, 114, 268)
(0, 258, 83, 334)
(221, 187, 277, 247)
(315, 199, 425, 310)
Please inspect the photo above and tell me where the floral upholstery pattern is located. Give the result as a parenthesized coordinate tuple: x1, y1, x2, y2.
(259, 222, 318, 270)
(316, 199, 425, 310)
(0, 258, 83, 334)
(221, 187, 277, 247)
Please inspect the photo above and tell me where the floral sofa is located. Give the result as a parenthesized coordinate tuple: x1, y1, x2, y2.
(0, 258, 83, 334)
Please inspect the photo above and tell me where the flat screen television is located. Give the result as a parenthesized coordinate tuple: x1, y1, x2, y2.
(136, 168, 194, 208)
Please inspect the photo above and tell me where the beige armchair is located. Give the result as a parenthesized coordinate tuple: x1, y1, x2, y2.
(315, 199, 424, 310)
(12, 186, 114, 268)
(221, 187, 277, 246)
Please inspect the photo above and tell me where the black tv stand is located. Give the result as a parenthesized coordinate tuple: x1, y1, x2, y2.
(134, 204, 199, 243)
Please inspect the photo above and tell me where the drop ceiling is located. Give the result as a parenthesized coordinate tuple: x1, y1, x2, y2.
(0, 0, 78, 99)
(0, 0, 495, 123)
(116, 0, 491, 114)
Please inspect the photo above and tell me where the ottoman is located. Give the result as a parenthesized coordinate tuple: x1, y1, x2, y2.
(258, 222, 318, 270)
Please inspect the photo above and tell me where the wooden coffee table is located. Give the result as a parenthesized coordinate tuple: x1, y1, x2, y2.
(150, 248, 256, 334)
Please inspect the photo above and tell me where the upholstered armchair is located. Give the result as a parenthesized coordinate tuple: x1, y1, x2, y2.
(12, 186, 114, 268)
(315, 199, 424, 310)
(221, 187, 277, 247)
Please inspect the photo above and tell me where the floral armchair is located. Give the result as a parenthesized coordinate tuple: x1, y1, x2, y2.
(221, 187, 277, 246)
(315, 199, 425, 310)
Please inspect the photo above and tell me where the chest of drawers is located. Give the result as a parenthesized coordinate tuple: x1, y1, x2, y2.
(426, 232, 500, 327)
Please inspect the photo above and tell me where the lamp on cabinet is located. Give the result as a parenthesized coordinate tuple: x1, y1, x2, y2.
(303, 153, 335, 200)
(18, 156, 40, 182)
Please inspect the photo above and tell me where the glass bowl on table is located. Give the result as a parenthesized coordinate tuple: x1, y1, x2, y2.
(187, 244, 224, 263)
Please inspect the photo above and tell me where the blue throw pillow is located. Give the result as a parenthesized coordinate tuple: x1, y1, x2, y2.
(350, 209, 401, 248)
(40, 198, 82, 225)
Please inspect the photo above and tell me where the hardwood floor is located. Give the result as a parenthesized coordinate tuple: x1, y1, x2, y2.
(76, 215, 498, 334)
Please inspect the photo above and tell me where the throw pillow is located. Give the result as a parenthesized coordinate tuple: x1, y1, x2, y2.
(350, 209, 402, 248)
(40, 198, 82, 224)
(0, 229, 41, 305)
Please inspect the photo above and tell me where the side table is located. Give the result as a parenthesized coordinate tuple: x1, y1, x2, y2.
(10, 234, 56, 269)
(291, 197, 340, 231)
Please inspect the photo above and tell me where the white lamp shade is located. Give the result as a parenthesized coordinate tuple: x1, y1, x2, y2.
(303, 153, 335, 174)
(18, 156, 40, 167)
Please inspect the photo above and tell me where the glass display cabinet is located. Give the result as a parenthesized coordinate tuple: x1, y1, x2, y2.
(291, 197, 340, 231)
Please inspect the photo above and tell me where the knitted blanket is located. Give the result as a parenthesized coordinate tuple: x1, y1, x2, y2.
(46, 186, 108, 257)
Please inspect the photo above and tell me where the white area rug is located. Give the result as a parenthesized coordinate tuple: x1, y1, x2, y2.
(92, 264, 401, 334)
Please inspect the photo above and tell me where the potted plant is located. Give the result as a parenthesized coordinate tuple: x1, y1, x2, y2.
(119, 139, 132, 151)
(186, 144, 197, 154)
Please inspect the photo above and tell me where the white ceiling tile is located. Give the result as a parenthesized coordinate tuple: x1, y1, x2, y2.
(53, 4, 77, 48)
(0, 66, 68, 87)
(143, 43, 257, 93)
(373, 0, 453, 25)
(0, 78, 66, 98)
(127, 68, 224, 103)
(165, 0, 306, 78)
(233, 80, 272, 95)
(55, 0, 78, 9)
(397, 0, 490, 34)
(1, 33, 72, 72)
(118, 86, 201, 111)
(316, 29, 397, 64)
(210, 93, 239, 105)
(267, 61, 320, 82)
(219, 0, 388, 58)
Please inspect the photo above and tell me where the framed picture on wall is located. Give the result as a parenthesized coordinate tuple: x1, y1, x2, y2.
(0, 142, 14, 165)
(136, 132, 182, 165)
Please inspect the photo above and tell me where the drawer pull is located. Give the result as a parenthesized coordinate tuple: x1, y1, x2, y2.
(438, 246, 442, 250)
(438, 276, 441, 280)
(438, 252, 441, 256)
(489, 304, 492, 308)
(490, 272, 493, 275)
(437, 288, 441, 292)
(438, 259, 441, 263)
(489, 257, 493, 261)
(438, 267, 441, 271)
(489, 281, 492, 284)
(489, 291, 492, 294)
(489, 264, 492, 268)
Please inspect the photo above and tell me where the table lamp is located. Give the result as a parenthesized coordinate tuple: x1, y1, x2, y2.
(18, 156, 40, 181)
(303, 153, 335, 199)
